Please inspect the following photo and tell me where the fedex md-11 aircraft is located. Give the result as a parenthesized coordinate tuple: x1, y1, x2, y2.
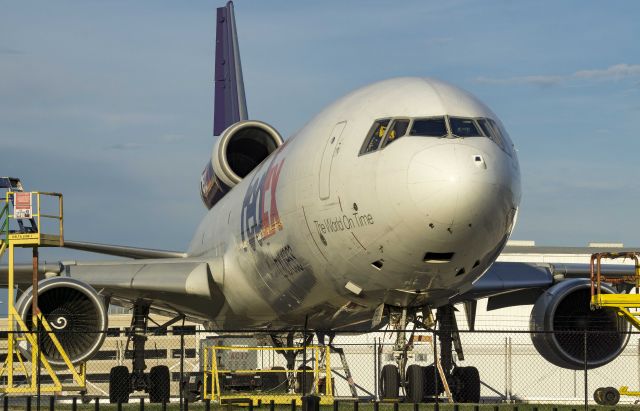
(2, 1, 633, 404)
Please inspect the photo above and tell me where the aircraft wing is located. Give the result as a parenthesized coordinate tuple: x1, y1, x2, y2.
(502, 244, 639, 255)
(63, 240, 187, 259)
(1, 258, 225, 323)
(454, 260, 637, 310)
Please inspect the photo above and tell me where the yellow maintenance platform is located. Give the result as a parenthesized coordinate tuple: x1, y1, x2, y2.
(590, 251, 640, 405)
(0, 180, 86, 394)
(203, 344, 335, 406)
(590, 252, 640, 329)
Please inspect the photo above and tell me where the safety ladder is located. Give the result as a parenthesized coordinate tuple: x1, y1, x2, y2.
(324, 346, 358, 398)
(0, 178, 86, 394)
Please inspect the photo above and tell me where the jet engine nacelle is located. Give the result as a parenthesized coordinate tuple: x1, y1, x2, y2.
(200, 120, 284, 209)
(15, 277, 108, 367)
(530, 278, 629, 369)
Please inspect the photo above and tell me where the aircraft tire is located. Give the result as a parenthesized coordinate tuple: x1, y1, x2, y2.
(452, 366, 480, 403)
(603, 386, 620, 406)
(149, 365, 171, 403)
(380, 364, 400, 400)
(423, 365, 444, 397)
(405, 364, 424, 403)
(109, 366, 131, 404)
(593, 387, 605, 405)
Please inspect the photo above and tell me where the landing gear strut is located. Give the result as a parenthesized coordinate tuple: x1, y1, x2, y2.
(379, 305, 481, 404)
(436, 305, 480, 403)
(108, 302, 182, 403)
(270, 331, 314, 393)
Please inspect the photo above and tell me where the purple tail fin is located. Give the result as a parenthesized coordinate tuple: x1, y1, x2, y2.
(213, 1, 248, 136)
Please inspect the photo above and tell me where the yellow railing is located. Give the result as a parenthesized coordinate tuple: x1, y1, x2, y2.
(203, 345, 333, 405)
(0, 189, 85, 394)
(5, 191, 63, 247)
(0, 197, 8, 259)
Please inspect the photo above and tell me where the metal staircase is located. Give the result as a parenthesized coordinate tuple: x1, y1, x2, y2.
(0, 178, 85, 395)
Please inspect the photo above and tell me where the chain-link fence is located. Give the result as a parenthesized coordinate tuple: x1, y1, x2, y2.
(1, 327, 640, 410)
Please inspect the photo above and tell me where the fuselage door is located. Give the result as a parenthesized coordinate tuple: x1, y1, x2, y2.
(319, 121, 347, 199)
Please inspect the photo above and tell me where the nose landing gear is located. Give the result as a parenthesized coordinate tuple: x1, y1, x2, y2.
(379, 305, 481, 404)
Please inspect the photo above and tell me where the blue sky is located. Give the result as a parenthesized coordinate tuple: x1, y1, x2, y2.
(2, 1, 640, 264)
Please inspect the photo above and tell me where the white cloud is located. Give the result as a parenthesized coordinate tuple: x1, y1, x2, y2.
(475, 75, 563, 87)
(574, 64, 640, 80)
(475, 64, 640, 87)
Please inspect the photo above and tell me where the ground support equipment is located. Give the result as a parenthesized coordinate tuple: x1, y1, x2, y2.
(590, 251, 640, 405)
(0, 182, 87, 395)
(203, 343, 334, 406)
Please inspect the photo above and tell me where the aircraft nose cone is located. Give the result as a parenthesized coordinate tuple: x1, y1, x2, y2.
(408, 142, 513, 234)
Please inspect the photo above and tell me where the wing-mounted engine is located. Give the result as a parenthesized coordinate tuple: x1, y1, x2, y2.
(15, 277, 108, 367)
(200, 120, 283, 209)
(530, 278, 629, 369)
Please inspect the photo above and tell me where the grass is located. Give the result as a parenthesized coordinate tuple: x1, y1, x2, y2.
(4, 402, 640, 411)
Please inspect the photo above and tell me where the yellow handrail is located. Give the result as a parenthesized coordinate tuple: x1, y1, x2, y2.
(4, 191, 64, 247)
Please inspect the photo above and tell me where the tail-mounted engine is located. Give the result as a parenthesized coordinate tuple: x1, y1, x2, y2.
(530, 278, 629, 369)
(15, 277, 108, 367)
(200, 120, 284, 209)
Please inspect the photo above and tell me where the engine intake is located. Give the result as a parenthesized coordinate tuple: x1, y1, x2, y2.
(201, 120, 283, 209)
(16, 277, 108, 367)
(530, 278, 629, 369)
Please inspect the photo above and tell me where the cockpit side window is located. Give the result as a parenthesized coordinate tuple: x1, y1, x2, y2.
(477, 118, 503, 147)
(360, 119, 390, 155)
(381, 119, 410, 148)
(449, 117, 482, 138)
(494, 118, 515, 155)
(487, 119, 507, 150)
(476, 118, 492, 139)
(477, 117, 516, 156)
(409, 117, 448, 137)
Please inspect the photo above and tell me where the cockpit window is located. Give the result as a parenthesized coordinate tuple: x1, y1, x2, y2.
(477, 118, 504, 148)
(409, 117, 448, 137)
(360, 119, 390, 154)
(476, 118, 492, 139)
(493, 118, 515, 156)
(381, 119, 410, 148)
(359, 115, 515, 156)
(449, 117, 482, 137)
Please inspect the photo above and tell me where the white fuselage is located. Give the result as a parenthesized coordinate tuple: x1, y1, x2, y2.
(188, 77, 521, 330)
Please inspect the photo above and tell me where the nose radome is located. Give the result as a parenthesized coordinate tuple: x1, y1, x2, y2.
(407, 143, 502, 227)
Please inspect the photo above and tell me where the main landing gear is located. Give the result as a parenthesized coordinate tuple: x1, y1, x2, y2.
(379, 305, 481, 404)
(269, 330, 358, 397)
(270, 332, 315, 394)
(108, 302, 184, 404)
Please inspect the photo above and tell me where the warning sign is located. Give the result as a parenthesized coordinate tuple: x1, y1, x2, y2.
(14, 192, 32, 219)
